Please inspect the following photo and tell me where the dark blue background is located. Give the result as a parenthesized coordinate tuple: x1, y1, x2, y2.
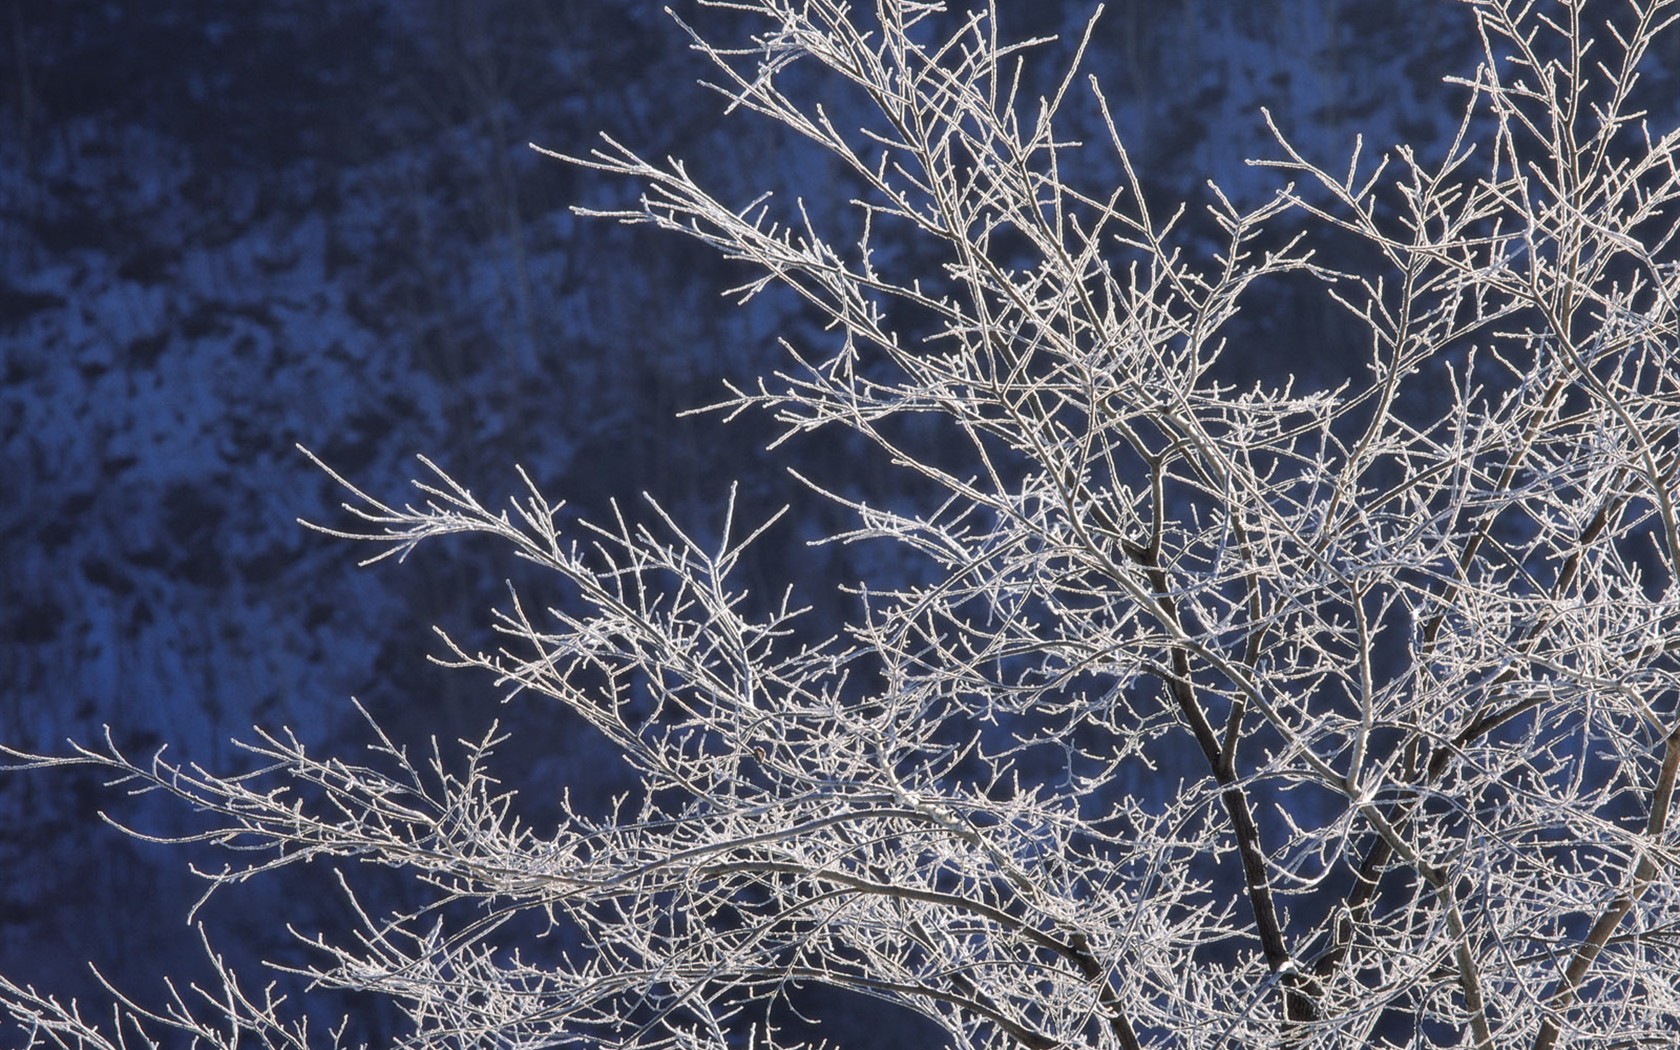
(0, 1, 1539, 1043)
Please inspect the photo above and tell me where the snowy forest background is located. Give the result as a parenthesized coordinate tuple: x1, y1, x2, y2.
(4, 0, 1675, 1044)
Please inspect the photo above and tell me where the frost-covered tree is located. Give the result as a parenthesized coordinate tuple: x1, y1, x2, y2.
(6, 0, 1680, 1046)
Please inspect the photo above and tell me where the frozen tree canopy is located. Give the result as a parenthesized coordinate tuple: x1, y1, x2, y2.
(4, 1, 1680, 1047)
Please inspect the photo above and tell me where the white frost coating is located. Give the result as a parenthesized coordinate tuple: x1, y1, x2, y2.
(5, 1, 1680, 1047)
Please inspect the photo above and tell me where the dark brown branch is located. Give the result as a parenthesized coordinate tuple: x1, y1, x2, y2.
(1305, 497, 1621, 998)
(1138, 558, 1301, 1009)
(1532, 720, 1680, 1050)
